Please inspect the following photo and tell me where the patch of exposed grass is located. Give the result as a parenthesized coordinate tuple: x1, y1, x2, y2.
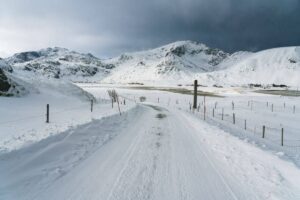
(0, 92, 14, 97)
(122, 86, 222, 97)
(147, 105, 163, 111)
(156, 113, 167, 119)
(255, 90, 300, 97)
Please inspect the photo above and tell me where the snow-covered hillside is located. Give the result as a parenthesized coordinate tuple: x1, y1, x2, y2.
(102, 41, 231, 85)
(197, 46, 300, 86)
(5, 47, 114, 82)
(101, 41, 299, 87)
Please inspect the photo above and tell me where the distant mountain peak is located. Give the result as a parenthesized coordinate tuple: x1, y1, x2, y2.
(4, 41, 300, 87)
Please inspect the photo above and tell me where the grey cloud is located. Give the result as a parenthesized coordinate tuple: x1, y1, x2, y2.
(0, 0, 299, 58)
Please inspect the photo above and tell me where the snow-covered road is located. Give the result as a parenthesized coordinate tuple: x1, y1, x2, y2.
(1, 103, 300, 199)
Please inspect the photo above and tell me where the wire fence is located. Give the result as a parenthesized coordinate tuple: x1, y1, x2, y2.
(0, 97, 123, 126)
(182, 102, 300, 153)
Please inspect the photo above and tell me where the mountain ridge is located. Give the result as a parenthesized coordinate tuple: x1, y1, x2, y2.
(4, 41, 300, 87)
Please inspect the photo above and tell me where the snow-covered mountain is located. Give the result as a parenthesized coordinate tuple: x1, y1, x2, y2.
(102, 41, 300, 87)
(196, 46, 300, 87)
(2, 49, 100, 99)
(6, 47, 114, 81)
(5, 41, 300, 87)
(102, 41, 232, 84)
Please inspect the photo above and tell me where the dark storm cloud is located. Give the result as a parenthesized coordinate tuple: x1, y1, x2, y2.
(0, 0, 299, 57)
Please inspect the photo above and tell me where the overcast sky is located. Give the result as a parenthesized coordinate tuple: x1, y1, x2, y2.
(0, 0, 300, 58)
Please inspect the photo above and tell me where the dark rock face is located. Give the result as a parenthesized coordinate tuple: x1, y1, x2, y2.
(10, 51, 42, 64)
(166, 46, 186, 57)
(0, 69, 11, 93)
(0, 60, 27, 96)
(205, 48, 228, 66)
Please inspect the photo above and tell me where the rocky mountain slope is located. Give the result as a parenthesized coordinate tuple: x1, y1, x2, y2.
(102, 41, 235, 84)
(0, 59, 27, 96)
(102, 41, 300, 87)
(5, 41, 300, 87)
(6, 47, 114, 82)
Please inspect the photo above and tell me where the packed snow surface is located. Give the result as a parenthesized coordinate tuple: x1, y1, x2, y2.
(1, 84, 300, 199)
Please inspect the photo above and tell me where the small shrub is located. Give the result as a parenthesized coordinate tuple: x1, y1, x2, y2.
(139, 96, 146, 102)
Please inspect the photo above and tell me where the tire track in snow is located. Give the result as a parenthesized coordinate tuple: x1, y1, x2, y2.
(106, 121, 147, 200)
(107, 105, 172, 200)
(174, 112, 239, 200)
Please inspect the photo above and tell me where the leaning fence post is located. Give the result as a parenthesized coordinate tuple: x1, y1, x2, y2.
(117, 97, 121, 116)
(46, 104, 49, 123)
(91, 99, 93, 112)
(262, 125, 265, 138)
(222, 108, 224, 120)
(233, 113, 235, 124)
(281, 128, 284, 146)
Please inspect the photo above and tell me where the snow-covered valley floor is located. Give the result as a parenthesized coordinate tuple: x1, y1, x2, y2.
(1, 84, 300, 199)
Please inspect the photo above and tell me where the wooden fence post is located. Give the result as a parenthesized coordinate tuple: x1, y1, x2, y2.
(213, 108, 215, 118)
(281, 128, 284, 146)
(233, 113, 235, 124)
(46, 104, 49, 123)
(117, 97, 121, 116)
(91, 100, 93, 112)
(232, 101, 234, 110)
(222, 108, 224, 120)
(244, 119, 247, 130)
(262, 125, 265, 138)
(193, 80, 198, 109)
(204, 106, 206, 120)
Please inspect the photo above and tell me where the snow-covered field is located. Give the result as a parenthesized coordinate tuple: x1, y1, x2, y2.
(1, 84, 300, 199)
(0, 85, 135, 152)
